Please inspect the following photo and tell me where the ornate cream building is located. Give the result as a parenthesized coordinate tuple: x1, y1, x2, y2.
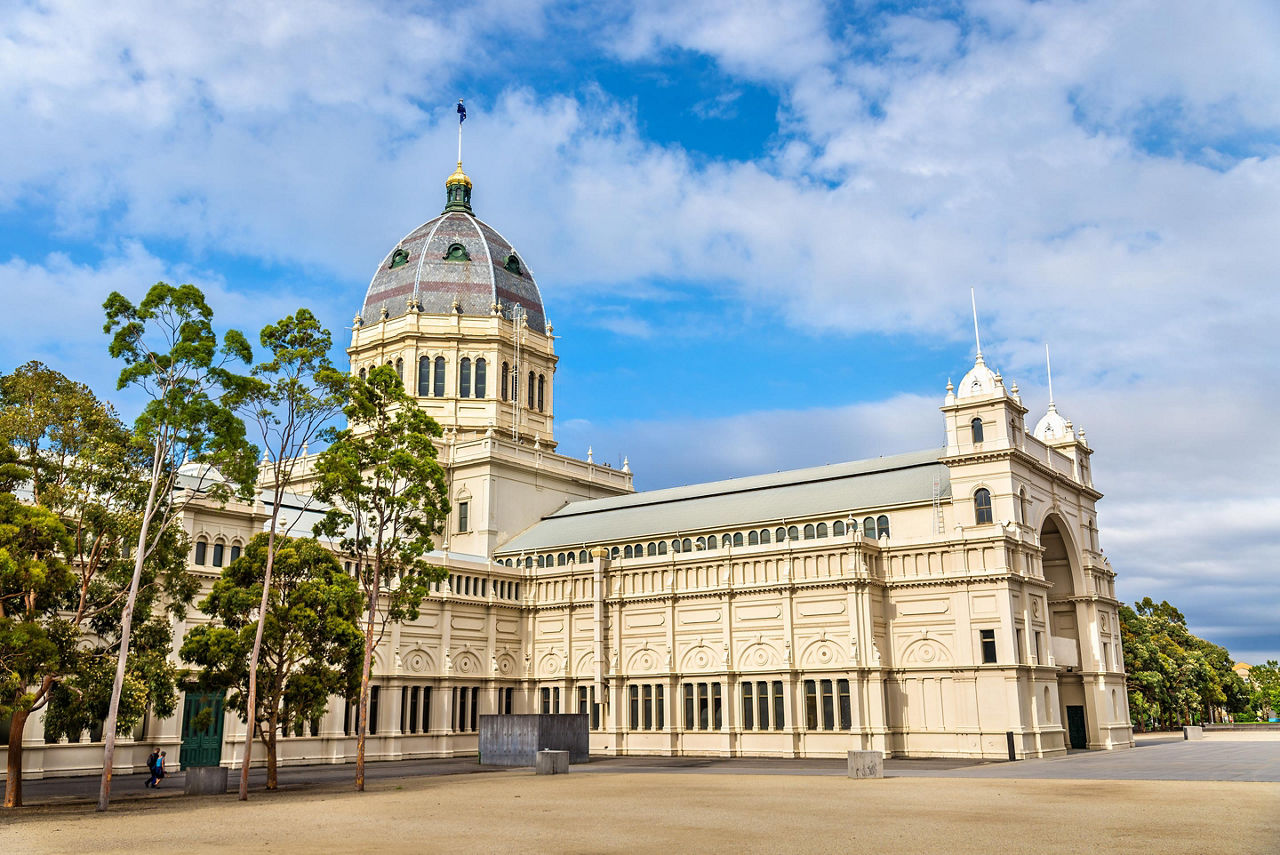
(8, 159, 1133, 781)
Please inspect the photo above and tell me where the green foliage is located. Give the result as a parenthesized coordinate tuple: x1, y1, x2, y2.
(180, 533, 364, 744)
(103, 282, 259, 502)
(1246, 660, 1280, 721)
(312, 364, 449, 635)
(1120, 597, 1251, 730)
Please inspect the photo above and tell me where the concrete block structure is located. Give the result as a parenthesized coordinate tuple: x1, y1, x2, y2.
(478, 714, 588, 766)
(1, 155, 1134, 784)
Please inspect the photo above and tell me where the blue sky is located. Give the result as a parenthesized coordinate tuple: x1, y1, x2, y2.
(2, 0, 1278, 664)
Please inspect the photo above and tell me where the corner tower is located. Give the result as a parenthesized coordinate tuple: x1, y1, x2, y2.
(350, 160, 558, 448)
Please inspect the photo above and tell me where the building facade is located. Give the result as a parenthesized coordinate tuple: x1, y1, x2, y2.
(5, 160, 1132, 781)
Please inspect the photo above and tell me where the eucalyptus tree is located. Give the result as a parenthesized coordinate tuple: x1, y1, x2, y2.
(0, 362, 195, 808)
(96, 283, 258, 811)
(223, 308, 347, 800)
(181, 533, 363, 790)
(312, 365, 448, 791)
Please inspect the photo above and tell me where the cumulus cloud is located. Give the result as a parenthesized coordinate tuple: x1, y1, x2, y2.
(2, 0, 1277, 658)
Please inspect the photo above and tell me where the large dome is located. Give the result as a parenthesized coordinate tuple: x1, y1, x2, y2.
(361, 168, 546, 333)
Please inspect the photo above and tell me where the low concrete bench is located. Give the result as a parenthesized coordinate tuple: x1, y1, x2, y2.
(184, 765, 228, 795)
(847, 750, 884, 779)
(536, 750, 569, 775)
(1183, 725, 1205, 740)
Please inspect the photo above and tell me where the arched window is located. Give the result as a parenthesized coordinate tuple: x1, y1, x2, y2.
(578, 550, 588, 564)
(722, 534, 732, 548)
(194, 540, 207, 565)
(732, 532, 743, 547)
(501, 362, 509, 401)
(863, 517, 877, 539)
(524, 556, 533, 568)
(624, 545, 633, 559)
(536, 555, 545, 568)
(418, 356, 430, 396)
(647, 542, 657, 556)
(833, 520, 845, 536)
(537, 374, 545, 412)
(775, 527, 786, 542)
(695, 537, 706, 550)
(212, 542, 225, 567)
(760, 529, 771, 544)
(681, 538, 692, 552)
(460, 358, 472, 398)
(803, 524, 815, 540)
(358, 367, 366, 381)
(610, 546, 620, 559)
(971, 417, 984, 443)
(658, 541, 667, 555)
(787, 525, 799, 541)
(974, 489, 993, 525)
(672, 539, 681, 553)
(475, 358, 487, 398)
(634, 543, 643, 556)
(433, 357, 446, 397)
(527, 371, 535, 407)
(557, 553, 566, 566)
(395, 358, 404, 384)
(816, 523, 827, 538)
(876, 515, 890, 538)
(748, 530, 759, 545)
(566, 553, 575, 564)
(230, 543, 242, 562)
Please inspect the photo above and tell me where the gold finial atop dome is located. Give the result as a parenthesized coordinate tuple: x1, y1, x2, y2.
(446, 161, 472, 188)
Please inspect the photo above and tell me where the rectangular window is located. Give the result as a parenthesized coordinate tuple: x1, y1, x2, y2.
(458, 501, 469, 533)
(470, 686, 479, 731)
(684, 683, 695, 730)
(1102, 642, 1111, 672)
(804, 680, 818, 730)
(980, 629, 998, 664)
(1034, 631, 1044, 663)
(369, 686, 379, 735)
(742, 682, 754, 730)
(579, 686, 589, 717)
(503, 687, 514, 715)
(757, 681, 770, 731)
(697, 683, 709, 731)
(212, 543, 224, 567)
(711, 683, 722, 730)
(1016, 628, 1025, 664)
(655, 685, 665, 730)
(456, 686, 467, 732)
(642, 684, 653, 730)
(194, 541, 207, 565)
(629, 685, 640, 730)
(401, 686, 410, 733)
(820, 679, 835, 731)
(408, 687, 419, 733)
(422, 687, 432, 732)
(837, 679, 851, 730)
(772, 681, 785, 731)
(552, 687, 560, 715)
(541, 687, 551, 715)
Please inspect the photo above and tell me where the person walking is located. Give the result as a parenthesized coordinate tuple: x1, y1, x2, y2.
(154, 751, 167, 787)
(145, 747, 161, 788)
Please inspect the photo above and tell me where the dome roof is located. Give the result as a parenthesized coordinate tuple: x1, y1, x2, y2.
(956, 354, 998, 399)
(1033, 401, 1074, 443)
(360, 167, 546, 333)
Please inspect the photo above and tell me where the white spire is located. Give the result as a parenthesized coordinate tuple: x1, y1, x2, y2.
(970, 287, 982, 359)
(1045, 343, 1055, 407)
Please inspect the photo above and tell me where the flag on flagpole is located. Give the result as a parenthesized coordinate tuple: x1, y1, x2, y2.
(457, 99, 466, 123)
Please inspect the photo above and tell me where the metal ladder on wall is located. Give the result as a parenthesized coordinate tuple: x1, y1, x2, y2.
(932, 478, 944, 534)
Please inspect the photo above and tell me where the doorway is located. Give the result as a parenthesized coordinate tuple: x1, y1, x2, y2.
(179, 690, 226, 768)
(1066, 705, 1087, 749)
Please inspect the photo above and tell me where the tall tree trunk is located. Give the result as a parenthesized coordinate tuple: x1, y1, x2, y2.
(266, 710, 279, 790)
(240, 518, 279, 801)
(3, 709, 29, 808)
(355, 581, 375, 792)
(97, 444, 163, 812)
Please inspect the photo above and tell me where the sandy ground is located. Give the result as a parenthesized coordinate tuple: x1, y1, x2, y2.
(3, 771, 1277, 854)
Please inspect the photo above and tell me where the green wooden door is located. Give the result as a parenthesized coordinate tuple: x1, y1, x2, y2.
(1066, 705, 1087, 750)
(179, 690, 226, 768)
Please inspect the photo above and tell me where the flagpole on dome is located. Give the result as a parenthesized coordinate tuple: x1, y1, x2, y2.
(457, 98, 466, 165)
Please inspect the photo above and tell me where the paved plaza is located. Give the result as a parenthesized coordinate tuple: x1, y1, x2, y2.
(5, 733, 1277, 854)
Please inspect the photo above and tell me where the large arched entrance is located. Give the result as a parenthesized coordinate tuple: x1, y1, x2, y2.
(1041, 515, 1088, 749)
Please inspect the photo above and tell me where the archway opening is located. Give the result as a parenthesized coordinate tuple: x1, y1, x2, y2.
(1042, 515, 1087, 748)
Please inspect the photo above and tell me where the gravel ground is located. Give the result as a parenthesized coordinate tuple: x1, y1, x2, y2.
(4, 771, 1277, 854)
